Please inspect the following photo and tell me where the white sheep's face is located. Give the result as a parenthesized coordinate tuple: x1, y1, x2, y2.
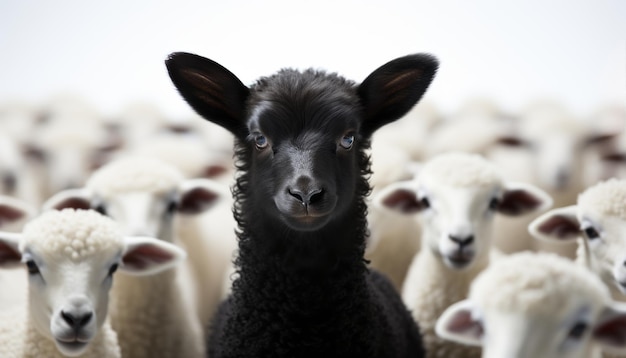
(417, 183, 500, 270)
(23, 246, 121, 357)
(529, 207, 626, 296)
(579, 212, 626, 295)
(92, 191, 178, 241)
(376, 176, 551, 271)
(0, 230, 187, 358)
(479, 304, 599, 358)
(42, 179, 224, 242)
(437, 299, 609, 358)
(438, 297, 626, 358)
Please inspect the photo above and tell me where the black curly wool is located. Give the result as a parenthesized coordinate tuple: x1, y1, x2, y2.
(207, 76, 423, 358)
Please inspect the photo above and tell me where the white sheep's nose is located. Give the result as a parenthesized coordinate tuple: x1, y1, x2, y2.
(449, 234, 474, 247)
(61, 310, 93, 331)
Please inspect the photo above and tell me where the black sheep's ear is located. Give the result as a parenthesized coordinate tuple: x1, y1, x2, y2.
(358, 54, 439, 137)
(166, 52, 250, 137)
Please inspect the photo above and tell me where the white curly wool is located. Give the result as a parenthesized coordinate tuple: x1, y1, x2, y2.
(84, 157, 206, 358)
(86, 156, 184, 197)
(578, 179, 626, 222)
(21, 209, 122, 262)
(419, 152, 503, 188)
(0, 210, 122, 358)
(0, 308, 120, 358)
(470, 252, 607, 315)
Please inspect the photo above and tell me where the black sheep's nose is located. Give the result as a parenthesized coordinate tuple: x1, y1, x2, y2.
(288, 187, 324, 206)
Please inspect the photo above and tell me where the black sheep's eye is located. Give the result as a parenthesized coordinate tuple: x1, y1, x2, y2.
(26, 260, 40, 275)
(567, 322, 588, 340)
(420, 197, 430, 209)
(108, 263, 119, 276)
(488, 198, 500, 211)
(339, 134, 355, 150)
(254, 134, 268, 150)
(582, 226, 600, 240)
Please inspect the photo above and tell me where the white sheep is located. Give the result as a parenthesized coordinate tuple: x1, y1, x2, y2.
(424, 98, 513, 158)
(0, 195, 36, 313)
(365, 144, 421, 290)
(129, 131, 235, 185)
(372, 100, 442, 162)
(436, 252, 626, 358)
(486, 100, 618, 258)
(375, 152, 552, 358)
(529, 178, 626, 303)
(0, 209, 186, 358)
(43, 156, 228, 357)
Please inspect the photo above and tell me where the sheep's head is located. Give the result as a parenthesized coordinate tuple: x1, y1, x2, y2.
(436, 252, 626, 358)
(42, 157, 226, 240)
(0, 209, 186, 357)
(493, 103, 617, 192)
(166, 52, 438, 232)
(530, 179, 626, 296)
(376, 153, 551, 270)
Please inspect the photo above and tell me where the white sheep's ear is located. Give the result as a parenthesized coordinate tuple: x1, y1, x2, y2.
(435, 299, 484, 347)
(592, 302, 626, 354)
(177, 178, 227, 215)
(0, 232, 23, 267)
(0, 196, 35, 228)
(497, 181, 553, 216)
(120, 236, 187, 276)
(374, 181, 425, 215)
(528, 206, 579, 242)
(42, 188, 92, 211)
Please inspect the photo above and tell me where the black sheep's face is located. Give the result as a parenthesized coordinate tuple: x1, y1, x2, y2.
(246, 97, 360, 232)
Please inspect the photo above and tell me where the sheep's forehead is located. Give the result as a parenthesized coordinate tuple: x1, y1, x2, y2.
(87, 156, 183, 197)
(22, 209, 123, 262)
(470, 253, 608, 316)
(578, 179, 626, 222)
(520, 112, 586, 139)
(248, 70, 361, 136)
(419, 153, 503, 188)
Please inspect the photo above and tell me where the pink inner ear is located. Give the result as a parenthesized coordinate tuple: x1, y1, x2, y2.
(447, 310, 484, 337)
(0, 205, 26, 224)
(382, 189, 421, 214)
(202, 165, 228, 178)
(123, 244, 175, 270)
(53, 198, 91, 211)
(498, 189, 542, 215)
(178, 187, 219, 214)
(0, 242, 21, 263)
(537, 215, 579, 239)
(497, 136, 526, 147)
(594, 315, 626, 347)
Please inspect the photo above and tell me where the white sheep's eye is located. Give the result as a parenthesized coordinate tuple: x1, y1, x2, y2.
(488, 198, 500, 211)
(108, 263, 119, 276)
(582, 226, 600, 240)
(166, 200, 178, 215)
(93, 203, 107, 216)
(254, 134, 268, 150)
(26, 260, 40, 275)
(420, 197, 430, 209)
(339, 134, 355, 150)
(567, 322, 588, 340)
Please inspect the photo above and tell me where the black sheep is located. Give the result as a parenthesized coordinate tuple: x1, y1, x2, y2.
(166, 52, 438, 358)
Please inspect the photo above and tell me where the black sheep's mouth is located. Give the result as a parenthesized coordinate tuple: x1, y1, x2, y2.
(281, 212, 332, 232)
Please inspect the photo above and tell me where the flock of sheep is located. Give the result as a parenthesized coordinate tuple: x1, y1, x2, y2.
(0, 51, 624, 358)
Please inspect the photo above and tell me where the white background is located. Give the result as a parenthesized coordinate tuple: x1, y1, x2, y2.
(0, 0, 624, 118)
